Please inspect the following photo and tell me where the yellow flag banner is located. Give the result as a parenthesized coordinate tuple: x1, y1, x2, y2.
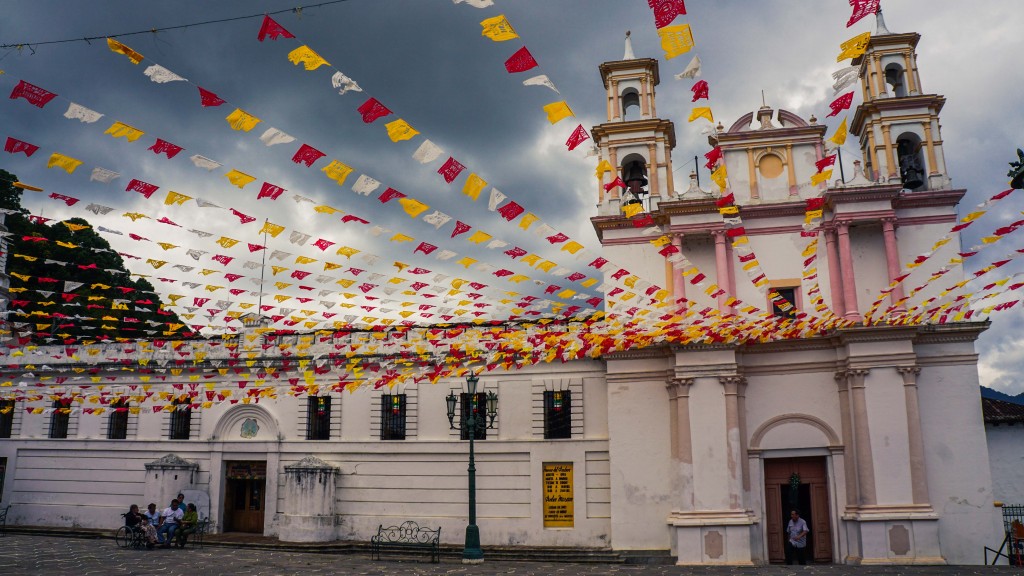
(105, 121, 145, 142)
(287, 45, 330, 70)
(711, 164, 728, 190)
(385, 119, 419, 142)
(106, 38, 144, 64)
(811, 170, 833, 186)
(467, 230, 493, 244)
(837, 32, 871, 62)
(462, 173, 487, 200)
(225, 169, 256, 188)
(164, 191, 191, 206)
(519, 213, 539, 230)
(260, 221, 285, 237)
(322, 160, 353, 186)
(688, 107, 714, 123)
(46, 153, 83, 174)
(398, 197, 429, 218)
(623, 203, 643, 218)
(829, 117, 849, 147)
(595, 159, 614, 179)
(225, 108, 261, 132)
(657, 23, 695, 60)
(543, 101, 574, 124)
(480, 15, 519, 41)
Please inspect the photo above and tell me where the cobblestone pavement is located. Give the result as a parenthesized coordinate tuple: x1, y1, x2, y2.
(1, 535, 1021, 576)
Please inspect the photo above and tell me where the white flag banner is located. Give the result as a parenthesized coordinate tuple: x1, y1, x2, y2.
(422, 210, 452, 229)
(63, 102, 103, 123)
(289, 231, 311, 246)
(412, 140, 444, 164)
(452, 0, 494, 6)
(189, 155, 222, 171)
(832, 65, 860, 93)
(84, 203, 115, 215)
(522, 74, 560, 93)
(259, 127, 296, 147)
(488, 188, 506, 211)
(331, 71, 362, 94)
(352, 174, 381, 196)
(143, 64, 187, 83)
(435, 250, 458, 261)
(675, 55, 702, 80)
(89, 167, 120, 183)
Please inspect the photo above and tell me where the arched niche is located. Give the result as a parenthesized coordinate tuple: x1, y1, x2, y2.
(621, 87, 641, 121)
(755, 150, 786, 180)
(749, 413, 841, 451)
(885, 63, 908, 98)
(211, 403, 281, 441)
(895, 131, 927, 191)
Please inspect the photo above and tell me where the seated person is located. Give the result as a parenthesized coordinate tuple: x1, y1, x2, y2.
(125, 504, 157, 548)
(175, 503, 200, 548)
(144, 503, 161, 529)
(156, 498, 184, 547)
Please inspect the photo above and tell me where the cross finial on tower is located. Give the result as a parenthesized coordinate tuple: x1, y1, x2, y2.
(623, 30, 636, 60)
(875, 5, 893, 35)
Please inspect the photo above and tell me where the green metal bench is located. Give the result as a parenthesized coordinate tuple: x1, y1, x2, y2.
(371, 520, 441, 563)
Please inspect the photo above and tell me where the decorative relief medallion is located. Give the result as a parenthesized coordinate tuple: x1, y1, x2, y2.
(240, 418, 259, 439)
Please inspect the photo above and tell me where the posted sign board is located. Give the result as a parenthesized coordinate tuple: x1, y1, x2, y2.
(543, 462, 574, 528)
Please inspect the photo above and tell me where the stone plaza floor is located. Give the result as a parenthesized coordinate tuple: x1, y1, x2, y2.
(1, 535, 1022, 575)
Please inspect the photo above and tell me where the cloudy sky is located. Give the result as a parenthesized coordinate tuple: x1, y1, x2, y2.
(3, 0, 1024, 391)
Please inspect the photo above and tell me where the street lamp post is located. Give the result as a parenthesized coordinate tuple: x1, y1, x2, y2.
(446, 374, 497, 564)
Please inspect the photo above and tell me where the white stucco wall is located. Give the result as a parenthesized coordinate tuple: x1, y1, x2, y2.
(986, 424, 1024, 505)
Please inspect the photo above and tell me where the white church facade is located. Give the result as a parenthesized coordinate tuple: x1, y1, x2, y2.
(0, 16, 1005, 565)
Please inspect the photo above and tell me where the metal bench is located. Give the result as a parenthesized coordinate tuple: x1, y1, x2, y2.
(371, 520, 441, 563)
(0, 505, 9, 537)
(182, 518, 211, 549)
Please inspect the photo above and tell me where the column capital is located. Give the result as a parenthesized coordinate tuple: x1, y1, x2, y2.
(880, 216, 898, 226)
(711, 229, 728, 239)
(667, 377, 694, 398)
(719, 375, 747, 394)
(897, 366, 921, 385)
(835, 219, 853, 231)
(847, 368, 870, 388)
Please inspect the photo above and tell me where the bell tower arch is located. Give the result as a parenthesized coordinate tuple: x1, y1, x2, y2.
(850, 9, 950, 190)
(592, 32, 677, 216)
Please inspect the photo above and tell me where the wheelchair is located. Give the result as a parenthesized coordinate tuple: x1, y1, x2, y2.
(115, 514, 149, 549)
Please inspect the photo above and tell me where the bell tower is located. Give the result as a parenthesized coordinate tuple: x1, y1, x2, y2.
(850, 9, 950, 190)
(592, 32, 677, 216)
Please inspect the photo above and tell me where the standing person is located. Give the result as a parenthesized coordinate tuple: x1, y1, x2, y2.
(785, 509, 810, 565)
(175, 503, 199, 548)
(156, 498, 183, 547)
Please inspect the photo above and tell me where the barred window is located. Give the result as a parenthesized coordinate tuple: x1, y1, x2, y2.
(380, 394, 407, 440)
(544, 390, 572, 439)
(0, 399, 15, 438)
(169, 398, 192, 440)
(459, 392, 488, 441)
(108, 398, 129, 440)
(772, 287, 798, 318)
(49, 400, 70, 439)
(306, 396, 332, 440)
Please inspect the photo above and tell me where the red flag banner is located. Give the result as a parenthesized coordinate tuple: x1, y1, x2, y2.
(438, 157, 466, 183)
(827, 92, 854, 117)
(4, 137, 39, 157)
(414, 242, 437, 255)
(451, 221, 471, 238)
(292, 144, 326, 167)
(230, 209, 256, 224)
(649, 0, 686, 29)
(126, 179, 159, 199)
(148, 138, 183, 159)
(566, 124, 590, 151)
(504, 46, 539, 73)
(197, 86, 225, 107)
(604, 177, 625, 192)
(847, 0, 880, 27)
(704, 146, 723, 169)
(9, 80, 57, 108)
(257, 15, 295, 41)
(378, 187, 406, 203)
(357, 98, 392, 123)
(690, 80, 709, 102)
(497, 201, 525, 221)
(49, 193, 79, 206)
(815, 154, 837, 173)
(257, 182, 286, 200)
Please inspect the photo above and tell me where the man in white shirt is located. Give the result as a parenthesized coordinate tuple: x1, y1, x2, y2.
(156, 498, 184, 547)
(785, 509, 810, 565)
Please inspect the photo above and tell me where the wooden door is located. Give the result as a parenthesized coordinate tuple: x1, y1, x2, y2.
(764, 457, 833, 563)
(223, 461, 267, 533)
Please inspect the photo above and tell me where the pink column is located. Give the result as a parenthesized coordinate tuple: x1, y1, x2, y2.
(824, 227, 846, 315)
(836, 221, 861, 322)
(713, 230, 729, 312)
(881, 218, 907, 313)
(725, 241, 737, 315)
(671, 234, 687, 305)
